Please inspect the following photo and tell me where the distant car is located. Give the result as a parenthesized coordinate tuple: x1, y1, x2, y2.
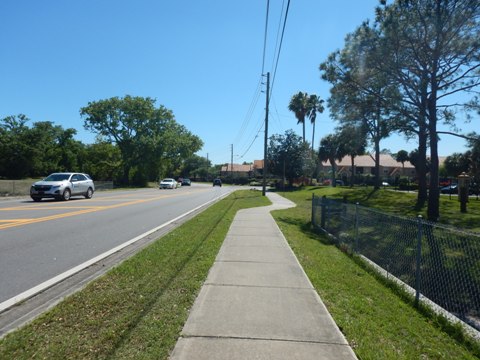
(159, 178, 178, 189)
(335, 179, 344, 186)
(30, 172, 95, 202)
(382, 181, 390, 186)
(440, 184, 458, 194)
(181, 178, 191, 186)
(213, 178, 222, 187)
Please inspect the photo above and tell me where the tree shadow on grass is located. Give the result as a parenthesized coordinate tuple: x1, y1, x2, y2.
(275, 215, 336, 246)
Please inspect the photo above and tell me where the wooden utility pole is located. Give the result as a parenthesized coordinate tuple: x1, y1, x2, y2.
(262, 72, 270, 196)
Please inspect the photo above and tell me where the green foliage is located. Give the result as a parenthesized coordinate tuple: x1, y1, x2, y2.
(321, 0, 480, 219)
(288, 91, 309, 142)
(1, 97, 204, 184)
(306, 93, 325, 150)
(268, 130, 310, 186)
(395, 150, 409, 164)
(80, 95, 203, 185)
(0, 115, 83, 179)
(444, 153, 470, 178)
(180, 155, 213, 180)
(80, 142, 122, 181)
(318, 133, 347, 186)
(0, 115, 34, 178)
(288, 91, 324, 149)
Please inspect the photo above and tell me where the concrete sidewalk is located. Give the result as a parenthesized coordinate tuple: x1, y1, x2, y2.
(170, 192, 357, 359)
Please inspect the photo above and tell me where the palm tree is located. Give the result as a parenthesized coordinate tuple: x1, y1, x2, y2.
(394, 150, 409, 177)
(307, 94, 325, 151)
(338, 124, 367, 186)
(288, 92, 309, 143)
(318, 133, 346, 187)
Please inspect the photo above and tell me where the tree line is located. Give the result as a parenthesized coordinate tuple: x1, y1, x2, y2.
(0, 96, 211, 186)
(286, 0, 480, 222)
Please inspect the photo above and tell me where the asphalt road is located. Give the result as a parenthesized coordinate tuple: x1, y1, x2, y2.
(0, 184, 234, 308)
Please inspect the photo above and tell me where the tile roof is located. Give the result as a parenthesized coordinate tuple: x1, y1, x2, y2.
(221, 163, 254, 172)
(322, 154, 415, 168)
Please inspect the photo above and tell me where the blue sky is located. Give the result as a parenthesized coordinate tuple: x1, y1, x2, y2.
(1, 1, 474, 166)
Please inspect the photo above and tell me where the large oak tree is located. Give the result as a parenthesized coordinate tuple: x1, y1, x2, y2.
(80, 95, 202, 185)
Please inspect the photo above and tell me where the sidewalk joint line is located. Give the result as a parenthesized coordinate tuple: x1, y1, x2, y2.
(180, 334, 350, 347)
(215, 260, 288, 264)
(202, 283, 313, 290)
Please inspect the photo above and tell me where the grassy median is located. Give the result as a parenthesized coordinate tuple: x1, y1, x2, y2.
(273, 187, 480, 359)
(0, 190, 270, 359)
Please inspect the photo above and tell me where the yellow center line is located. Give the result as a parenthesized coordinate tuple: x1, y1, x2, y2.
(0, 190, 205, 230)
(0, 219, 31, 223)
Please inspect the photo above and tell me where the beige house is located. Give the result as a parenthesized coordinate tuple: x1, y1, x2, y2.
(321, 154, 416, 179)
(253, 160, 264, 171)
(220, 163, 255, 177)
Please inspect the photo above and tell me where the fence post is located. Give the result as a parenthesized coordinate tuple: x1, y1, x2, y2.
(321, 195, 326, 229)
(354, 202, 359, 253)
(415, 215, 423, 306)
(311, 194, 315, 227)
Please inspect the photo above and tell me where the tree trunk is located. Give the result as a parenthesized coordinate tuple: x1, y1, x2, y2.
(416, 128, 428, 208)
(416, 70, 429, 208)
(427, 2, 442, 222)
(350, 155, 355, 187)
(311, 120, 316, 151)
(330, 158, 336, 187)
(374, 139, 381, 190)
(303, 121, 306, 143)
(122, 164, 130, 185)
(428, 120, 440, 221)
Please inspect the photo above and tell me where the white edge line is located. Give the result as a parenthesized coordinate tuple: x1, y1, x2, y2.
(0, 189, 233, 313)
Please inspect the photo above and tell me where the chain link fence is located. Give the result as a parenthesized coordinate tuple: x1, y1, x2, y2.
(312, 195, 480, 333)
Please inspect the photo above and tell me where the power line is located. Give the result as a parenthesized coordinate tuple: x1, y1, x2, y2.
(261, 0, 270, 75)
(269, 0, 291, 99)
(237, 111, 264, 158)
(233, 0, 291, 162)
(233, 76, 263, 145)
(238, 121, 264, 159)
(270, 0, 286, 76)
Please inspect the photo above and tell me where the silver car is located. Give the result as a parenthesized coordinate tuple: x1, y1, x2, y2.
(30, 172, 95, 201)
(159, 178, 178, 189)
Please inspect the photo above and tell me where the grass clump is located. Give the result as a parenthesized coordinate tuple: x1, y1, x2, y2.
(0, 190, 270, 359)
(273, 188, 480, 359)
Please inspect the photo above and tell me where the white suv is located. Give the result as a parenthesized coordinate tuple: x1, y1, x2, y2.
(30, 172, 95, 201)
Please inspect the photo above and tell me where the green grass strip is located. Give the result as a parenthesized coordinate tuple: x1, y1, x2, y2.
(0, 190, 270, 359)
(272, 188, 480, 359)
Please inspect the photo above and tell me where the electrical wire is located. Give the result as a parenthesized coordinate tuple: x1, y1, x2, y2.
(233, 76, 263, 146)
(270, 0, 286, 78)
(238, 111, 264, 158)
(231, 0, 291, 161)
(269, 0, 291, 100)
(261, 0, 270, 76)
(238, 120, 264, 159)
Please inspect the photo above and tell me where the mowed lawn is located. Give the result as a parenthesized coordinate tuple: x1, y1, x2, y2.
(0, 187, 478, 359)
(313, 185, 480, 232)
(272, 186, 480, 359)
